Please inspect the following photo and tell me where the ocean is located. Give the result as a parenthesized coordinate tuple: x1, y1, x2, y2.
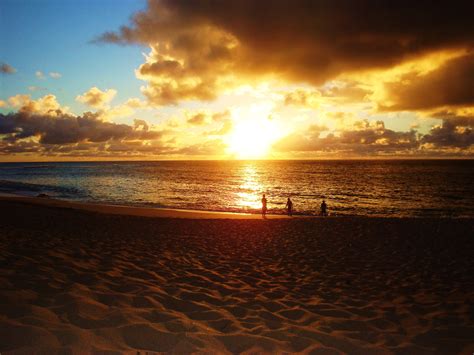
(0, 160, 473, 217)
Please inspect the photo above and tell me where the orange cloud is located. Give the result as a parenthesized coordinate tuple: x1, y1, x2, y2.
(274, 119, 421, 155)
(174, 139, 227, 156)
(187, 112, 208, 126)
(206, 119, 233, 136)
(284, 89, 321, 108)
(97, 0, 474, 106)
(6, 94, 67, 115)
(76, 87, 117, 109)
(0, 101, 231, 158)
(378, 53, 474, 112)
(185, 109, 231, 127)
(97, 98, 150, 121)
(123, 98, 148, 109)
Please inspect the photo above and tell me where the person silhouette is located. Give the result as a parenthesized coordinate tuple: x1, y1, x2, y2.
(261, 193, 267, 218)
(285, 197, 293, 216)
(320, 199, 328, 216)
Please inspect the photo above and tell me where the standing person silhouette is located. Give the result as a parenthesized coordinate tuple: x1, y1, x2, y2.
(286, 197, 293, 216)
(261, 193, 267, 218)
(320, 199, 328, 216)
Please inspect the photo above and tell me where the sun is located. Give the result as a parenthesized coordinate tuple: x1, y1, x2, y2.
(227, 116, 283, 159)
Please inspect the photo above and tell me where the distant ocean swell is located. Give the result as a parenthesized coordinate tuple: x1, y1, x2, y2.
(0, 179, 85, 199)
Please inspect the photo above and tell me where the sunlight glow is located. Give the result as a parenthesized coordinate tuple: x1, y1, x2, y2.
(234, 165, 263, 210)
(226, 105, 283, 159)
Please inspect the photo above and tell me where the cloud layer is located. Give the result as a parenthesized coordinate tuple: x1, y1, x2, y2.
(0, 98, 233, 158)
(0, 111, 162, 145)
(97, 0, 474, 105)
(379, 53, 474, 111)
(2, 1, 473, 159)
(274, 116, 473, 156)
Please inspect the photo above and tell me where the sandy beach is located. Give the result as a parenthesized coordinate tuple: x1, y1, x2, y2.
(0, 197, 473, 354)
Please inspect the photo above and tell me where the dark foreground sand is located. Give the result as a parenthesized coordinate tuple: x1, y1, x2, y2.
(0, 200, 473, 354)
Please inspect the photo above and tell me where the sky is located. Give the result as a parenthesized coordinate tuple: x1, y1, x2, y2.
(0, 0, 473, 161)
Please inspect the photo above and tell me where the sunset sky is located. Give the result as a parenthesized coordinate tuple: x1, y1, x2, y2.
(1, 0, 473, 161)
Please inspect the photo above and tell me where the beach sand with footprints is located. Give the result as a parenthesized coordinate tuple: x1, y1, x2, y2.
(0, 197, 473, 354)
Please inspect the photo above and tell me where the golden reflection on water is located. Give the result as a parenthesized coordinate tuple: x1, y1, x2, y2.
(234, 164, 263, 210)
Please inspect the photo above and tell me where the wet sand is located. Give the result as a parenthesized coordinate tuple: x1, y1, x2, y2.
(0, 198, 473, 354)
(0, 195, 295, 219)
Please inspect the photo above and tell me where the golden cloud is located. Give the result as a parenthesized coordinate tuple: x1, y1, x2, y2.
(284, 89, 321, 108)
(274, 119, 421, 155)
(76, 87, 117, 109)
(377, 53, 474, 112)
(185, 109, 231, 127)
(6, 94, 67, 115)
(97, 0, 474, 106)
(186, 112, 208, 126)
(0, 99, 229, 158)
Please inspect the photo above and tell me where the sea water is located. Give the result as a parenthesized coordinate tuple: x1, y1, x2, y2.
(0, 160, 473, 217)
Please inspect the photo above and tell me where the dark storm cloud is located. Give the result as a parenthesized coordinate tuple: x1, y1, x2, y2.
(421, 113, 474, 148)
(0, 111, 163, 145)
(379, 53, 474, 111)
(97, 0, 474, 104)
(1, 62, 16, 74)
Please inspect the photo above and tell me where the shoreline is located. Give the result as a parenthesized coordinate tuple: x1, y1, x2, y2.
(0, 194, 305, 219)
(1, 193, 471, 220)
